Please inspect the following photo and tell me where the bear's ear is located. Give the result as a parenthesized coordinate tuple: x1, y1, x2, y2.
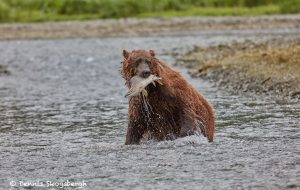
(149, 50, 155, 57)
(123, 50, 130, 59)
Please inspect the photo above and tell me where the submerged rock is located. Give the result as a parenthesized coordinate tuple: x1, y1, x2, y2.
(0, 65, 10, 75)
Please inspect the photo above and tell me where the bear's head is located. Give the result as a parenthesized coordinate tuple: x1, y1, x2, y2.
(121, 49, 162, 86)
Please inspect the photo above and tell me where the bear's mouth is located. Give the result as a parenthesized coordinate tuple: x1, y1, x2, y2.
(125, 75, 162, 98)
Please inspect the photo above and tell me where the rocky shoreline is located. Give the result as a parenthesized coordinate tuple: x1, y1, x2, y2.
(0, 15, 300, 40)
(177, 38, 300, 100)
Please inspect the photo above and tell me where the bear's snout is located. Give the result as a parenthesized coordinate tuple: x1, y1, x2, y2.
(141, 70, 151, 78)
(136, 62, 151, 78)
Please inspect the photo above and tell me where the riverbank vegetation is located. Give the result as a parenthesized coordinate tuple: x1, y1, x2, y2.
(0, 0, 299, 23)
(178, 39, 300, 99)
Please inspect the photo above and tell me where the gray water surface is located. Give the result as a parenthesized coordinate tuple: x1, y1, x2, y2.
(0, 30, 299, 190)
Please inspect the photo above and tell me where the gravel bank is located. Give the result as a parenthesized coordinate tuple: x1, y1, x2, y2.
(0, 15, 300, 40)
(177, 38, 300, 100)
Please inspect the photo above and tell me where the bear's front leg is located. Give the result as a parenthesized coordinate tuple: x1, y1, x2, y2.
(125, 123, 143, 145)
(125, 100, 146, 145)
(179, 112, 201, 137)
(139, 130, 152, 144)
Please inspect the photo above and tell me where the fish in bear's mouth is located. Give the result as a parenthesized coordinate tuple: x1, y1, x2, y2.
(125, 75, 162, 98)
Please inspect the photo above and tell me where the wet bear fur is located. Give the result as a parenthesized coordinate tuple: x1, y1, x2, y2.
(121, 50, 215, 145)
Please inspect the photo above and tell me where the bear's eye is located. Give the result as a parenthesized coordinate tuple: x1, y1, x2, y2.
(133, 58, 142, 66)
(145, 59, 152, 65)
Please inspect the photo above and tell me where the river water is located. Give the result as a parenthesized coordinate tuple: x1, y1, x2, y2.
(0, 29, 299, 190)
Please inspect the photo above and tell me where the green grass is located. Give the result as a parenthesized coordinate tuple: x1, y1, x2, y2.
(2, 5, 280, 23)
(4, 11, 101, 23)
(0, 0, 298, 23)
(0, 5, 281, 23)
(280, 0, 300, 14)
(139, 5, 280, 17)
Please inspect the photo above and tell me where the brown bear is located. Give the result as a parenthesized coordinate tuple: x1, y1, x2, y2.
(121, 49, 215, 145)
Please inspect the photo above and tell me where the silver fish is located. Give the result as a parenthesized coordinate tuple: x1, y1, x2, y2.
(125, 75, 162, 98)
